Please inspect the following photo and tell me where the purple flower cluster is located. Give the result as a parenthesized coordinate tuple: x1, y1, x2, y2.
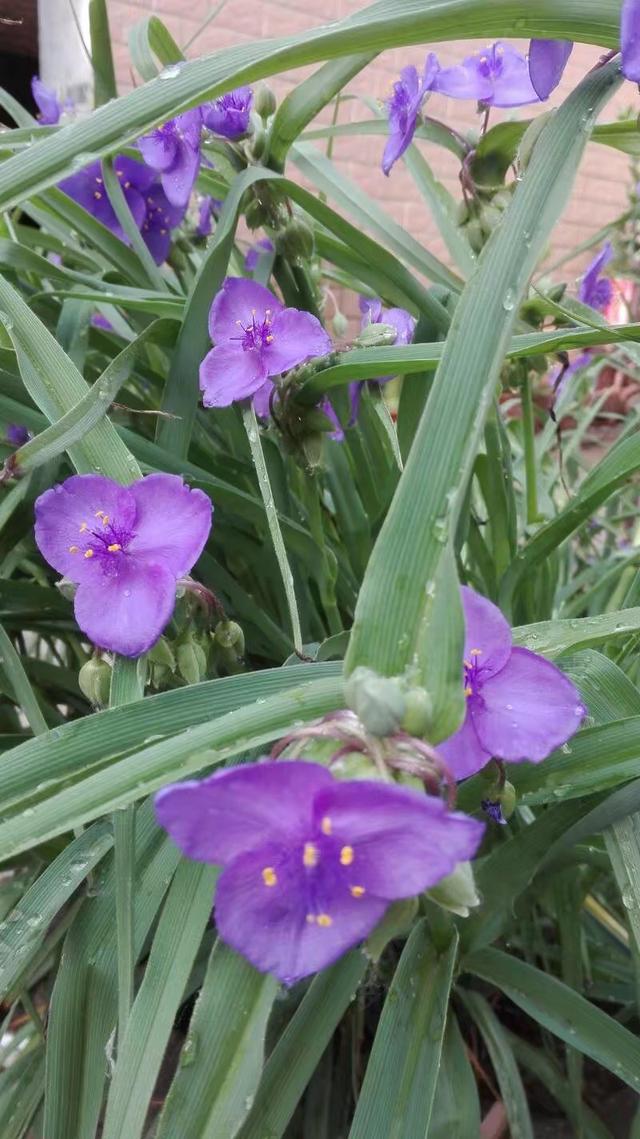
(201, 87, 253, 139)
(155, 760, 483, 984)
(139, 110, 203, 209)
(199, 277, 332, 411)
(34, 473, 212, 657)
(349, 296, 415, 424)
(439, 588, 585, 781)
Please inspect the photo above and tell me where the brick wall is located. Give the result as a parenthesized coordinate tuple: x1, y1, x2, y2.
(106, 0, 635, 281)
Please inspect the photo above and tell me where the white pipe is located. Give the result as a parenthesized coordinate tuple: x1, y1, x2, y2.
(37, 0, 93, 110)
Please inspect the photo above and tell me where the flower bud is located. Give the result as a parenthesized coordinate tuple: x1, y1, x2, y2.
(214, 619, 245, 655)
(176, 637, 208, 686)
(254, 83, 276, 120)
(299, 432, 325, 472)
(56, 577, 76, 602)
(78, 657, 112, 708)
(276, 217, 315, 263)
(428, 861, 481, 917)
(465, 218, 485, 254)
(332, 311, 349, 337)
(498, 779, 516, 820)
(248, 126, 266, 161)
(147, 635, 176, 672)
(356, 321, 398, 348)
(344, 667, 406, 737)
(400, 686, 433, 737)
(244, 198, 268, 231)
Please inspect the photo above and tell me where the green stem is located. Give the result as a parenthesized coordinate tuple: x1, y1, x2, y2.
(242, 406, 303, 654)
(110, 655, 146, 1046)
(521, 371, 541, 525)
(372, 389, 403, 472)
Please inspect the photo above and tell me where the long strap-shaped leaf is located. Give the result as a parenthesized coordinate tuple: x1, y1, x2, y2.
(0, 2, 621, 212)
(344, 57, 622, 682)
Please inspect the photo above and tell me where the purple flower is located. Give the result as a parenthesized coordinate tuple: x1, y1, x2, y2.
(438, 588, 586, 781)
(348, 296, 415, 424)
(6, 424, 31, 447)
(141, 182, 186, 264)
(59, 156, 155, 243)
(138, 110, 203, 208)
(34, 473, 212, 657)
(435, 42, 539, 108)
(622, 0, 640, 82)
(578, 243, 614, 312)
(31, 76, 62, 125)
(91, 313, 113, 332)
(201, 87, 253, 139)
(155, 759, 483, 983)
(383, 55, 439, 176)
(528, 40, 573, 100)
(196, 195, 222, 237)
(481, 799, 508, 825)
(551, 351, 593, 403)
(244, 237, 275, 272)
(199, 277, 332, 410)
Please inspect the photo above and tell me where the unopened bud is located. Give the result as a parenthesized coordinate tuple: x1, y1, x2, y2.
(498, 779, 516, 820)
(344, 667, 406, 737)
(214, 619, 245, 654)
(400, 687, 433, 737)
(245, 198, 268, 231)
(356, 321, 398, 348)
(78, 657, 112, 708)
(428, 861, 481, 917)
(254, 83, 276, 120)
(176, 637, 207, 686)
(332, 311, 349, 337)
(56, 577, 76, 602)
(147, 635, 176, 672)
(248, 125, 266, 160)
(276, 217, 315, 262)
(299, 432, 325, 471)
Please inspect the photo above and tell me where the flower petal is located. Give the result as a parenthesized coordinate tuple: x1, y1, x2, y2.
(434, 57, 494, 102)
(264, 309, 332, 375)
(155, 760, 333, 863)
(437, 708, 494, 781)
(385, 307, 415, 345)
(34, 475, 135, 582)
(161, 141, 200, 207)
(473, 647, 586, 763)
(490, 42, 539, 107)
(215, 844, 386, 984)
(138, 129, 177, 172)
(528, 39, 573, 100)
(74, 556, 176, 656)
(32, 76, 61, 125)
(199, 342, 268, 407)
(114, 155, 156, 193)
(208, 277, 283, 342)
(312, 780, 484, 897)
(127, 473, 212, 577)
(461, 586, 512, 677)
(252, 379, 276, 419)
(622, 0, 640, 82)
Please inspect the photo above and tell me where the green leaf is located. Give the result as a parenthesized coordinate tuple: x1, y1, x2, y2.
(238, 951, 367, 1139)
(460, 991, 534, 1139)
(156, 941, 277, 1139)
(344, 55, 621, 682)
(464, 947, 640, 1094)
(102, 860, 218, 1139)
(512, 608, 640, 658)
(129, 15, 184, 83)
(348, 922, 457, 1139)
(89, 0, 118, 107)
(429, 1013, 481, 1139)
(0, 622, 48, 736)
(508, 1033, 613, 1139)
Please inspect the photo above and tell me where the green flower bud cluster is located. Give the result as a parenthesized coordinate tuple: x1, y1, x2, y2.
(78, 656, 112, 708)
(457, 187, 513, 253)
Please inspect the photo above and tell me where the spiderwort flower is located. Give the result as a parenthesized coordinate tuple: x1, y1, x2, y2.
(436, 42, 539, 108)
(199, 277, 332, 409)
(348, 297, 415, 425)
(196, 196, 222, 237)
(383, 55, 439, 176)
(141, 181, 186, 264)
(6, 424, 31, 447)
(138, 110, 203, 208)
(244, 236, 275, 272)
(155, 759, 483, 984)
(59, 156, 156, 243)
(201, 86, 253, 139)
(31, 76, 63, 125)
(578, 243, 614, 312)
(438, 587, 586, 781)
(34, 473, 212, 657)
(528, 40, 573, 100)
(622, 0, 640, 82)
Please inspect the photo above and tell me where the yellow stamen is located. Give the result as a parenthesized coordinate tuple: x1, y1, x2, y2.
(303, 842, 319, 868)
(95, 510, 104, 518)
(107, 543, 121, 553)
(470, 648, 482, 657)
(464, 685, 473, 697)
(320, 816, 332, 835)
(350, 885, 365, 898)
(265, 334, 274, 344)
(261, 867, 277, 887)
(306, 914, 316, 924)
(94, 191, 102, 199)
(68, 545, 79, 554)
(79, 522, 88, 533)
(317, 913, 332, 927)
(340, 845, 354, 867)
(102, 515, 109, 526)
(84, 548, 94, 559)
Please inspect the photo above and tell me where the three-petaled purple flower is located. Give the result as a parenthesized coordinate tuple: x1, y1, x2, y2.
(348, 297, 415, 425)
(438, 587, 586, 781)
(528, 40, 573, 100)
(199, 278, 332, 410)
(155, 759, 483, 984)
(201, 86, 253, 139)
(578, 243, 614, 313)
(59, 156, 156, 244)
(6, 424, 31, 447)
(31, 76, 63, 125)
(138, 110, 203, 208)
(436, 42, 539, 108)
(141, 182, 187, 264)
(34, 473, 212, 657)
(244, 236, 275, 272)
(383, 55, 439, 176)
